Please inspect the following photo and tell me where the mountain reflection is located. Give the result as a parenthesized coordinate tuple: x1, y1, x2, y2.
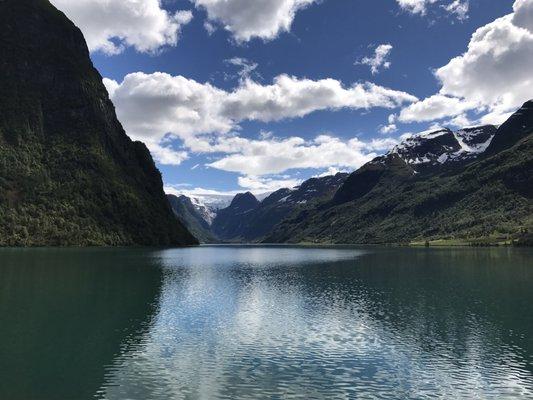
(0, 248, 164, 400)
(98, 246, 533, 399)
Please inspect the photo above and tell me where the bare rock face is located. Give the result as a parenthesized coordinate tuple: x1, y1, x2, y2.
(0, 0, 197, 246)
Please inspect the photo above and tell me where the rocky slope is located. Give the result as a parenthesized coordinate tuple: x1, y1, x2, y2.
(167, 195, 216, 243)
(210, 173, 348, 242)
(265, 105, 532, 245)
(211, 192, 260, 241)
(332, 125, 497, 206)
(0, 0, 197, 246)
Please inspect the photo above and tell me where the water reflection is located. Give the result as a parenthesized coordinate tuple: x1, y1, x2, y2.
(0, 248, 164, 400)
(98, 246, 533, 399)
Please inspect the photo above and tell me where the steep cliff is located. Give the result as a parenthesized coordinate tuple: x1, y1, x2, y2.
(0, 0, 197, 246)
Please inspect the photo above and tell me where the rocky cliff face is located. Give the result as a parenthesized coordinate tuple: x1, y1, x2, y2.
(0, 0, 197, 246)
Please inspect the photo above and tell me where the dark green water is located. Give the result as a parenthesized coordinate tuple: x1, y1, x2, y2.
(0, 246, 532, 399)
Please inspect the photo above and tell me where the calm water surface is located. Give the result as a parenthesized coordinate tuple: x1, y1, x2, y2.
(0, 245, 532, 399)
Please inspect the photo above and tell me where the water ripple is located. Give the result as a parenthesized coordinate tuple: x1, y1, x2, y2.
(97, 246, 533, 399)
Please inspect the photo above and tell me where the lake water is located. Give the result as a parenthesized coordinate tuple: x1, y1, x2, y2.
(0, 245, 532, 399)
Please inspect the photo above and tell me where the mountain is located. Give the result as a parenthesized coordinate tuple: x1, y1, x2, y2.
(265, 107, 532, 245)
(388, 125, 496, 171)
(212, 192, 260, 241)
(211, 173, 349, 242)
(333, 125, 497, 206)
(485, 100, 533, 156)
(180, 193, 235, 225)
(0, 0, 197, 246)
(167, 195, 216, 243)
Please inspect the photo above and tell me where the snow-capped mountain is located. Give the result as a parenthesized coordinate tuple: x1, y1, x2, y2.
(389, 125, 497, 168)
(333, 124, 498, 206)
(267, 100, 533, 245)
(173, 194, 233, 225)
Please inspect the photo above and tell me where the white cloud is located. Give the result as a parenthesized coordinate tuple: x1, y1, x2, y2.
(237, 176, 303, 192)
(224, 57, 259, 81)
(396, 0, 469, 19)
(437, 13, 533, 112)
(150, 144, 189, 166)
(379, 124, 398, 134)
(400, 0, 533, 125)
(396, 0, 437, 15)
(358, 44, 393, 75)
(164, 186, 244, 204)
(379, 113, 398, 134)
(399, 94, 476, 123)
(442, 0, 469, 21)
(442, 113, 472, 128)
(192, 0, 316, 42)
(314, 167, 350, 178)
(106, 72, 416, 163)
(514, 0, 533, 30)
(51, 0, 192, 55)
(478, 110, 515, 126)
(204, 21, 217, 35)
(207, 135, 398, 176)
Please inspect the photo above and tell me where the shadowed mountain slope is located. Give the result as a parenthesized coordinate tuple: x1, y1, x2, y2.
(0, 0, 197, 246)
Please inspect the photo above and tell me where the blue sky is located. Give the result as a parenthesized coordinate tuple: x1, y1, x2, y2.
(50, 0, 529, 195)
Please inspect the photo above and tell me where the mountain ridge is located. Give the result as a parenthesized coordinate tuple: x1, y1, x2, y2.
(170, 108, 532, 246)
(264, 103, 533, 245)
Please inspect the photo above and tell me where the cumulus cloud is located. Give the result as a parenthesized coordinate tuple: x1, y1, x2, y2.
(207, 135, 398, 176)
(105, 72, 416, 163)
(379, 114, 398, 134)
(399, 94, 475, 123)
(358, 44, 393, 75)
(51, 0, 192, 54)
(150, 144, 189, 166)
(192, 0, 316, 42)
(437, 14, 533, 112)
(514, 0, 533, 30)
(399, 0, 533, 125)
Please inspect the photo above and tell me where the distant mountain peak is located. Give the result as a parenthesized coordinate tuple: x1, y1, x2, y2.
(211, 173, 348, 242)
(389, 125, 497, 169)
(230, 192, 260, 209)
